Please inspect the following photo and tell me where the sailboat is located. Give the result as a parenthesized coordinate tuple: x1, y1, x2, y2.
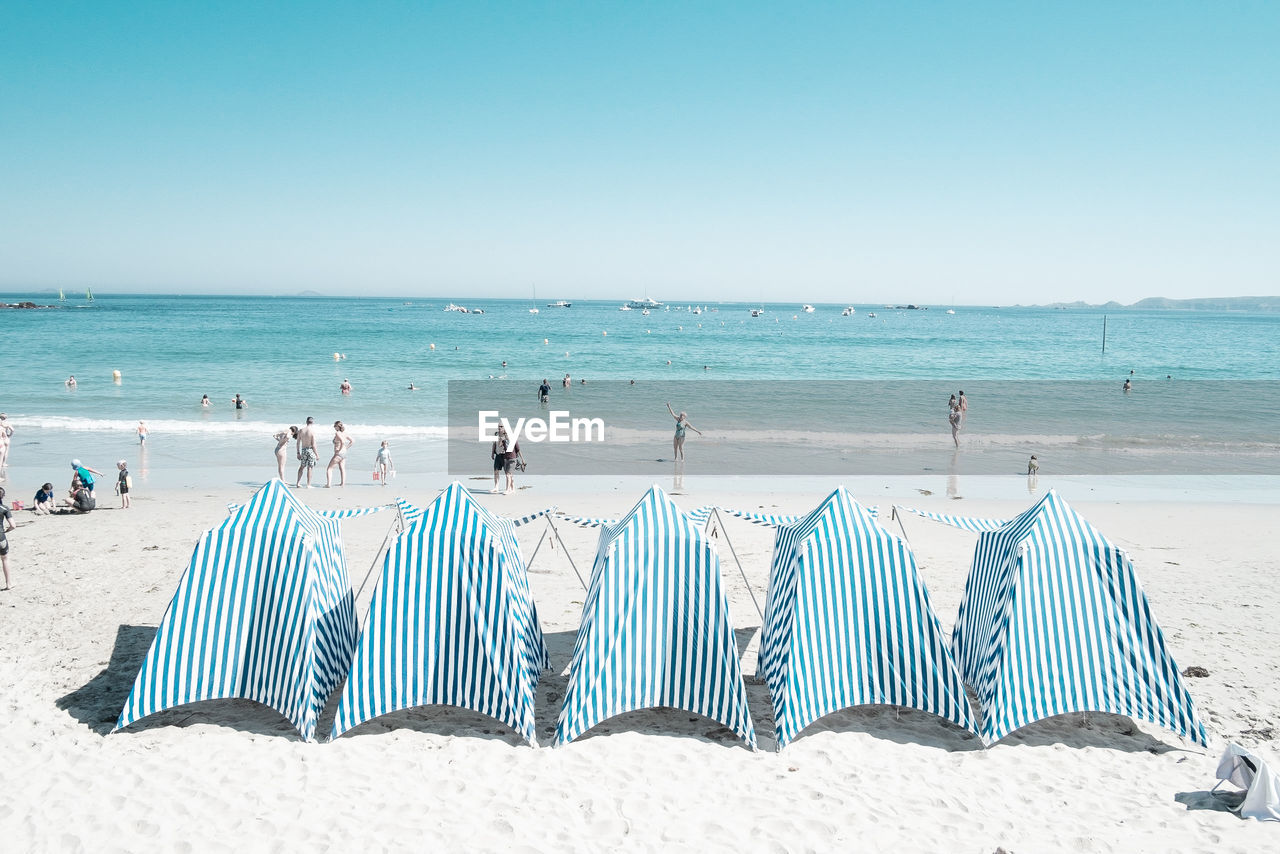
(86, 287, 94, 302)
(58, 288, 65, 302)
(528, 285, 539, 314)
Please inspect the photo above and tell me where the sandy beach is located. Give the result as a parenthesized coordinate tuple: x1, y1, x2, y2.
(1, 476, 1277, 852)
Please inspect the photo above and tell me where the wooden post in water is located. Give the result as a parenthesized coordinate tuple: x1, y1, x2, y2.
(1102, 315, 1107, 354)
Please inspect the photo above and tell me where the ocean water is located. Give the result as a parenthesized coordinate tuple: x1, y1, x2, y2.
(1, 293, 1278, 491)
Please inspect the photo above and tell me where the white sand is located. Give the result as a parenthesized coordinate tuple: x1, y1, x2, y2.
(2, 478, 1277, 852)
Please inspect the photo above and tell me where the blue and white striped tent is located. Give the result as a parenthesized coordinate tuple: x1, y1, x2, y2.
(759, 487, 977, 749)
(331, 482, 550, 744)
(116, 479, 358, 741)
(555, 485, 756, 748)
(952, 489, 1208, 746)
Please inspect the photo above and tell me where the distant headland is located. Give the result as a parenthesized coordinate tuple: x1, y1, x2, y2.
(1032, 296, 1280, 312)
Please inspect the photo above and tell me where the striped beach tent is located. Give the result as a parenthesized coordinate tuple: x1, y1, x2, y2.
(116, 479, 357, 741)
(331, 482, 550, 744)
(759, 487, 977, 749)
(555, 486, 756, 748)
(952, 489, 1208, 746)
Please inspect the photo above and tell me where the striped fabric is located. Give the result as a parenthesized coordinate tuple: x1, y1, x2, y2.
(759, 487, 977, 749)
(117, 479, 357, 741)
(331, 482, 550, 743)
(719, 508, 802, 527)
(555, 513, 616, 528)
(952, 489, 1208, 746)
(894, 507, 1008, 532)
(227, 502, 391, 519)
(555, 485, 756, 748)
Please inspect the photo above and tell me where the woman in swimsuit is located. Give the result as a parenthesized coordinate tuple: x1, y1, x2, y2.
(325, 421, 354, 487)
(666, 402, 702, 461)
(274, 427, 297, 480)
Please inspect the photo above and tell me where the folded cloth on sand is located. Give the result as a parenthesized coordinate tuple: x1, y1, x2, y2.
(1214, 742, 1280, 821)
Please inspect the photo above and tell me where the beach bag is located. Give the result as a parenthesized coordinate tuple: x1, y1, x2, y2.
(372, 470, 380, 481)
(1213, 743, 1280, 821)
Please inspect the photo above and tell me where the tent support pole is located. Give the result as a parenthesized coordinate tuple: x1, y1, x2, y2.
(892, 506, 911, 544)
(713, 508, 764, 622)
(544, 516, 588, 591)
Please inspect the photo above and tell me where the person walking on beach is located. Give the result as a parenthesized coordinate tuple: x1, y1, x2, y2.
(115, 460, 131, 509)
(374, 440, 394, 485)
(295, 417, 319, 488)
(136, 421, 147, 445)
(491, 425, 509, 493)
(539, 379, 551, 404)
(325, 421, 353, 487)
(0, 487, 14, 590)
(274, 427, 296, 480)
(948, 398, 962, 447)
(958, 391, 968, 425)
(0, 413, 12, 470)
(666, 402, 702, 461)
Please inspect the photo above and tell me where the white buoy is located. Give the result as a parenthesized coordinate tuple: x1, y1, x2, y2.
(543, 338, 549, 345)
(112, 369, 121, 383)
(429, 343, 435, 350)
(602, 331, 607, 336)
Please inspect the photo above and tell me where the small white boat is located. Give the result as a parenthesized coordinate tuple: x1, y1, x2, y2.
(867, 312, 877, 318)
(528, 307, 539, 313)
(547, 301, 572, 308)
(802, 304, 815, 313)
(619, 304, 633, 311)
(750, 309, 765, 317)
(946, 309, 956, 315)
(444, 303, 470, 313)
(641, 308, 650, 316)
(841, 306, 856, 316)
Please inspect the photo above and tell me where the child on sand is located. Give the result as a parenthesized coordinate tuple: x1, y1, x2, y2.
(116, 460, 131, 509)
(34, 483, 56, 514)
(375, 441, 394, 485)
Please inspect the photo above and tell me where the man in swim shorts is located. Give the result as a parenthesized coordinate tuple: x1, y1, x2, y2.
(295, 416, 319, 488)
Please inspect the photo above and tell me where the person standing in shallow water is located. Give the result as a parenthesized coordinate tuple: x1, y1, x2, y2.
(666, 402, 702, 461)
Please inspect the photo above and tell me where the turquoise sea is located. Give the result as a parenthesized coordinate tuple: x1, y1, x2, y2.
(2, 293, 1279, 491)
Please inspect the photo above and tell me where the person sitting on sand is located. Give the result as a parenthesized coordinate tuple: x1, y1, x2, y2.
(34, 483, 56, 514)
(61, 481, 95, 513)
(666, 402, 702, 461)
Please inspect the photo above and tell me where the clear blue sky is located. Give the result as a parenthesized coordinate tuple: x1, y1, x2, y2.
(1, 1, 1276, 304)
